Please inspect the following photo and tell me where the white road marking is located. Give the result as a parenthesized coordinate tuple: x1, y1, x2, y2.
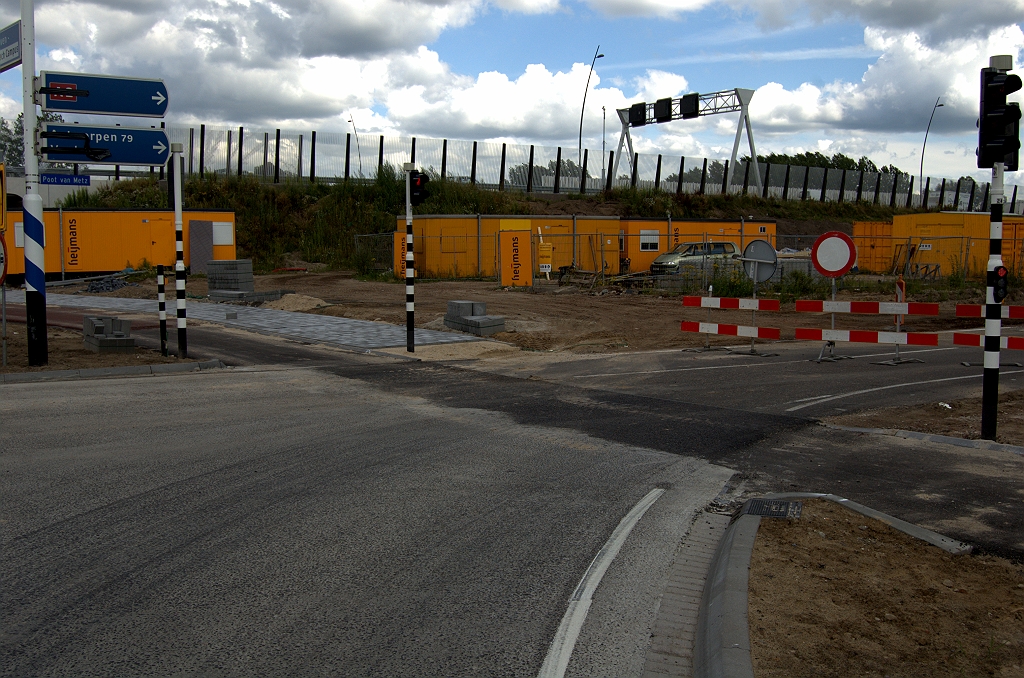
(785, 394, 834, 404)
(537, 488, 665, 678)
(571, 347, 960, 379)
(785, 370, 1024, 412)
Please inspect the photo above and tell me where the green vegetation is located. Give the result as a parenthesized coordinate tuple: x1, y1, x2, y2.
(58, 167, 930, 271)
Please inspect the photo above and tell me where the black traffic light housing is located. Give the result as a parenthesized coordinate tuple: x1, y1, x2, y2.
(629, 102, 647, 127)
(410, 170, 430, 206)
(680, 93, 700, 119)
(991, 265, 1009, 302)
(654, 98, 673, 123)
(978, 68, 1022, 170)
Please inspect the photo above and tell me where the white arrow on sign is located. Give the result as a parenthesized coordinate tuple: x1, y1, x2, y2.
(151, 91, 166, 106)
(153, 140, 167, 154)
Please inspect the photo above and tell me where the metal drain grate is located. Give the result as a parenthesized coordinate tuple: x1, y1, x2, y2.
(744, 499, 802, 519)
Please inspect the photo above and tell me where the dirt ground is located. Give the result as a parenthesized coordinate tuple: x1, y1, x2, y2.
(0, 324, 188, 374)
(749, 499, 1024, 678)
(828, 388, 1024, 446)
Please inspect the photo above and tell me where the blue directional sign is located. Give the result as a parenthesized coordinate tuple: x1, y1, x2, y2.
(41, 124, 170, 166)
(0, 21, 21, 75)
(39, 71, 168, 118)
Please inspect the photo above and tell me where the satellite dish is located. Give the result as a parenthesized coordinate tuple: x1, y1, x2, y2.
(742, 239, 777, 283)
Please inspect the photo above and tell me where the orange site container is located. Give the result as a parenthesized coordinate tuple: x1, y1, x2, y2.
(854, 213, 1024, 277)
(394, 215, 777, 279)
(2, 209, 237, 277)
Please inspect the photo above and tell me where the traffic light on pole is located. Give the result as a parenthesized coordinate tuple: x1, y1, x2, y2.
(992, 265, 1009, 302)
(410, 170, 430, 206)
(978, 68, 1022, 169)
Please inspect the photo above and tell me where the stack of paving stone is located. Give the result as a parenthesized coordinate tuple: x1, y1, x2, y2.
(82, 316, 135, 353)
(443, 300, 505, 336)
(207, 260, 281, 303)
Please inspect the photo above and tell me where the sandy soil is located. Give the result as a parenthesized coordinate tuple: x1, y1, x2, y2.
(749, 499, 1024, 678)
(827, 388, 1024, 447)
(0, 325, 190, 374)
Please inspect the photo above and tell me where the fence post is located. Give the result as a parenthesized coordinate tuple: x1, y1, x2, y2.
(968, 180, 976, 211)
(552, 147, 561, 192)
(856, 170, 864, 202)
(873, 172, 881, 205)
(527, 145, 534, 192)
(499, 143, 506, 191)
(1011, 184, 1018, 213)
(188, 128, 194, 175)
(762, 162, 771, 199)
(922, 177, 930, 209)
(471, 141, 478, 185)
(344, 133, 350, 179)
(274, 129, 281, 183)
(838, 169, 846, 204)
(654, 154, 662, 191)
(580, 149, 588, 195)
(906, 175, 914, 208)
(631, 153, 639, 188)
(721, 160, 729, 194)
(982, 182, 990, 211)
(199, 124, 205, 178)
(782, 164, 791, 200)
(890, 174, 899, 208)
(310, 130, 316, 182)
(677, 156, 685, 195)
(297, 134, 303, 180)
(226, 129, 232, 176)
(954, 179, 961, 210)
(441, 139, 447, 179)
(237, 127, 244, 176)
(742, 160, 750, 195)
(262, 132, 269, 178)
(699, 158, 707, 195)
(411, 137, 416, 164)
(938, 178, 946, 208)
(159, 121, 165, 180)
(606, 151, 614, 191)
(378, 135, 384, 174)
(820, 168, 829, 202)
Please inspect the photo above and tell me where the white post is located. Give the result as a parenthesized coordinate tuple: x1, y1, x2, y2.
(171, 142, 187, 357)
(21, 0, 46, 365)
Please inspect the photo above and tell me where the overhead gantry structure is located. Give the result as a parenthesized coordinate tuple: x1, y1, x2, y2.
(613, 88, 761, 194)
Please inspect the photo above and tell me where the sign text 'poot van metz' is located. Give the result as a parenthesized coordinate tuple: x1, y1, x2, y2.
(40, 124, 170, 166)
(39, 71, 168, 118)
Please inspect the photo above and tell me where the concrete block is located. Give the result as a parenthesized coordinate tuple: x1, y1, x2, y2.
(472, 302, 487, 316)
(447, 300, 475, 318)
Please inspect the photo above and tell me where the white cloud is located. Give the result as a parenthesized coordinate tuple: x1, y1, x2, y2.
(634, 70, 689, 103)
(583, 0, 712, 18)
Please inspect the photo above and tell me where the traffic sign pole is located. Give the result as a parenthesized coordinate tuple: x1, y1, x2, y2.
(171, 143, 187, 358)
(404, 162, 415, 353)
(21, 0, 46, 365)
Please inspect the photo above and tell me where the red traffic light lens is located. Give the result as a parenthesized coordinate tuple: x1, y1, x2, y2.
(995, 266, 1008, 277)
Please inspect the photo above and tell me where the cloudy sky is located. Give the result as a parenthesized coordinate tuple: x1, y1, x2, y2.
(1, 0, 1023, 180)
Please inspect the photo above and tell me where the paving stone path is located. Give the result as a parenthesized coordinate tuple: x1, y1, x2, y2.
(7, 291, 478, 351)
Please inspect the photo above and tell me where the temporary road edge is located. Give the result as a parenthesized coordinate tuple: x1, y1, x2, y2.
(537, 487, 666, 678)
(824, 423, 1024, 456)
(693, 493, 972, 678)
(1, 359, 225, 384)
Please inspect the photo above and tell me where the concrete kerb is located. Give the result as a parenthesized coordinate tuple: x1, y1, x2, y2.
(692, 493, 973, 678)
(824, 423, 1024, 456)
(1, 359, 225, 384)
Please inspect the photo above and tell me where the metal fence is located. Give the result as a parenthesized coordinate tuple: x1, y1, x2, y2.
(17, 122, 1020, 213)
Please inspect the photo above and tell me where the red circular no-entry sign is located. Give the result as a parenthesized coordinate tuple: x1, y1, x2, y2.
(811, 231, 857, 278)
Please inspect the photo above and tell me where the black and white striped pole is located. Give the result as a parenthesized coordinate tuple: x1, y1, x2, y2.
(21, 0, 47, 365)
(981, 162, 1004, 439)
(403, 161, 415, 352)
(171, 142, 188, 358)
(157, 264, 168, 356)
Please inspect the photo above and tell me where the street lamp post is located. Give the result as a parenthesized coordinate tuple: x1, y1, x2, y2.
(579, 46, 604, 186)
(919, 97, 944, 205)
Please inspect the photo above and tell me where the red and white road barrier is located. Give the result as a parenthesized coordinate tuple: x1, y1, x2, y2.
(682, 296, 780, 311)
(955, 304, 1024, 319)
(681, 321, 781, 340)
(794, 328, 939, 346)
(953, 333, 1024, 351)
(795, 300, 939, 316)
